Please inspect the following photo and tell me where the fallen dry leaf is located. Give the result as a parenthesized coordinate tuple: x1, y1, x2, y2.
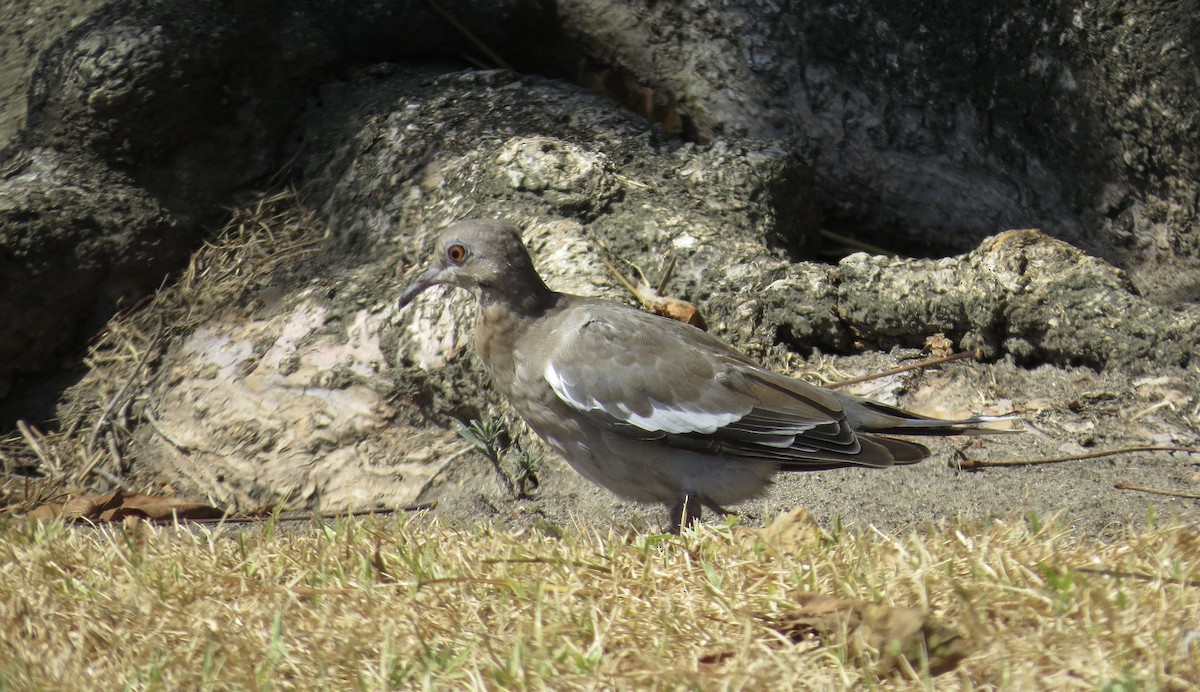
(649, 297, 707, 329)
(24, 489, 227, 523)
(599, 254, 709, 329)
(924, 333, 955, 359)
(769, 592, 972, 677)
(752, 506, 823, 547)
(712, 509, 973, 676)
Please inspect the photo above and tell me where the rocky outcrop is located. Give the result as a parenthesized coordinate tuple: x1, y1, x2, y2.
(1, 1, 1197, 531)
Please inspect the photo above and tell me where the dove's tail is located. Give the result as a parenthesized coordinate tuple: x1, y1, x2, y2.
(841, 396, 1021, 437)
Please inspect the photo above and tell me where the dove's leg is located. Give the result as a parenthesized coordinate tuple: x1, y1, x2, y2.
(670, 491, 703, 534)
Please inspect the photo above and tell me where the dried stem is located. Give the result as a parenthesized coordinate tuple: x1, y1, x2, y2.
(956, 445, 1200, 469)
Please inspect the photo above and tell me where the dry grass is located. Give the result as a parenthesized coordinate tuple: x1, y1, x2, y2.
(0, 510, 1196, 690)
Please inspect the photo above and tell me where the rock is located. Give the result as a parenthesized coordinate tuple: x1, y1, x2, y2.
(80, 69, 1195, 534)
(556, 0, 1200, 300)
(0, 147, 181, 419)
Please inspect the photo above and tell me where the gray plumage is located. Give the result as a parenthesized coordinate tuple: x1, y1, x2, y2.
(397, 219, 1010, 532)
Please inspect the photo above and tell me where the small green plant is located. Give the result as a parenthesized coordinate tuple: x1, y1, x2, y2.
(454, 417, 522, 497)
(255, 610, 288, 687)
(1096, 673, 1140, 692)
(1036, 561, 1077, 610)
(512, 443, 542, 499)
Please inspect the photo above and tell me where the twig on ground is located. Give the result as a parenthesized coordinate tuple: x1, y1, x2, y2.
(237, 503, 439, 524)
(143, 411, 199, 454)
(91, 467, 131, 492)
(421, 0, 512, 70)
(86, 315, 164, 453)
(955, 445, 1200, 470)
(1075, 566, 1200, 588)
(1113, 480, 1200, 501)
(830, 350, 981, 388)
(16, 420, 60, 477)
(597, 254, 649, 307)
(819, 229, 899, 257)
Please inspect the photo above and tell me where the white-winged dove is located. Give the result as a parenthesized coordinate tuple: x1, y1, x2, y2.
(398, 219, 1010, 532)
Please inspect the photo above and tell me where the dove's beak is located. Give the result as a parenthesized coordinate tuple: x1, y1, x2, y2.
(396, 264, 446, 310)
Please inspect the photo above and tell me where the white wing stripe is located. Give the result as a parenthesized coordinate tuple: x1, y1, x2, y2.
(545, 362, 744, 434)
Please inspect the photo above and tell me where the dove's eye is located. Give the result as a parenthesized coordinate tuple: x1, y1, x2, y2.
(446, 243, 468, 265)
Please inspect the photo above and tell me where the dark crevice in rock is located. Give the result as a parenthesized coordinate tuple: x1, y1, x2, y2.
(774, 323, 852, 358)
(817, 213, 958, 262)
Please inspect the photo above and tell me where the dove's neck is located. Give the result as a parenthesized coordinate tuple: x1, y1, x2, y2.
(475, 281, 564, 387)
